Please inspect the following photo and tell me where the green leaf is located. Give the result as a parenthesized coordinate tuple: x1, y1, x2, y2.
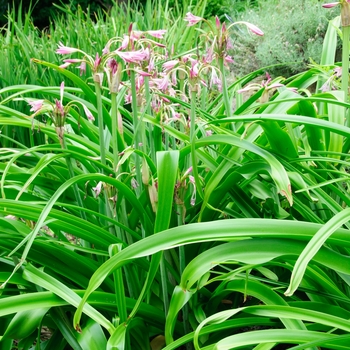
(3, 308, 49, 339)
(285, 208, 350, 296)
(155, 151, 179, 233)
(76, 319, 107, 350)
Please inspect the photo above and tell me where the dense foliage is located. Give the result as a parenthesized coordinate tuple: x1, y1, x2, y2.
(1, 0, 350, 349)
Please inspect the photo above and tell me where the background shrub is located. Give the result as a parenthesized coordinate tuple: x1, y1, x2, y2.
(230, 0, 340, 78)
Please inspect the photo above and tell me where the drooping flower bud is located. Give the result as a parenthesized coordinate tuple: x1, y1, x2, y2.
(105, 58, 122, 94)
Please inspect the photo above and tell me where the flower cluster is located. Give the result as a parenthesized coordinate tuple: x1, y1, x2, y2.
(28, 82, 94, 145)
(184, 12, 263, 63)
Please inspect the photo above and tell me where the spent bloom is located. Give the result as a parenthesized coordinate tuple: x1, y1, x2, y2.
(238, 73, 292, 103)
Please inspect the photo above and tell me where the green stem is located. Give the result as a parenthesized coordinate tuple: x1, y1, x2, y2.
(110, 244, 128, 324)
(130, 69, 142, 195)
(94, 81, 106, 168)
(218, 56, 232, 119)
(111, 92, 119, 174)
(342, 26, 350, 126)
(190, 89, 197, 142)
(160, 256, 169, 316)
(144, 76, 156, 163)
(94, 81, 115, 234)
(187, 88, 198, 172)
(61, 135, 89, 247)
(176, 196, 190, 341)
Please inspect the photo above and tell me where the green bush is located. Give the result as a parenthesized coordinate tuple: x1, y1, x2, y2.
(230, 0, 339, 77)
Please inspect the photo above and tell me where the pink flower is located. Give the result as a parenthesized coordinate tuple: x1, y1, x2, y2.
(77, 61, 86, 76)
(203, 47, 214, 64)
(59, 62, 72, 69)
(56, 42, 80, 54)
(135, 69, 152, 77)
(148, 57, 155, 72)
(60, 59, 83, 70)
(54, 82, 65, 118)
(322, 2, 340, 7)
(184, 12, 203, 26)
(105, 58, 121, 93)
(147, 29, 167, 39)
(131, 178, 139, 189)
(188, 175, 196, 206)
(125, 93, 132, 104)
(107, 58, 118, 75)
(160, 95, 170, 103)
(190, 61, 199, 79)
(237, 21, 264, 36)
(94, 53, 101, 71)
(63, 59, 82, 63)
(209, 68, 222, 91)
(116, 49, 148, 63)
(320, 80, 331, 92)
(224, 55, 234, 64)
(28, 99, 44, 112)
(82, 104, 95, 121)
(93, 181, 103, 197)
(60, 82, 64, 103)
(183, 166, 193, 177)
(102, 43, 111, 55)
(130, 30, 143, 41)
(215, 16, 221, 30)
(118, 35, 130, 51)
(156, 75, 170, 91)
(334, 66, 342, 77)
(55, 99, 65, 117)
(162, 59, 179, 72)
(136, 75, 144, 91)
(171, 71, 177, 85)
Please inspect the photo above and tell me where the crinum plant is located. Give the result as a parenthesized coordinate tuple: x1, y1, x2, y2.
(1, 1, 350, 349)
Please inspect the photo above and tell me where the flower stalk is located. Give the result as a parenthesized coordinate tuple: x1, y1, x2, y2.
(130, 68, 143, 195)
(94, 80, 107, 168)
(218, 56, 232, 119)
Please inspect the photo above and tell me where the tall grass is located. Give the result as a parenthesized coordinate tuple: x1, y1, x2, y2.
(1, 0, 350, 349)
